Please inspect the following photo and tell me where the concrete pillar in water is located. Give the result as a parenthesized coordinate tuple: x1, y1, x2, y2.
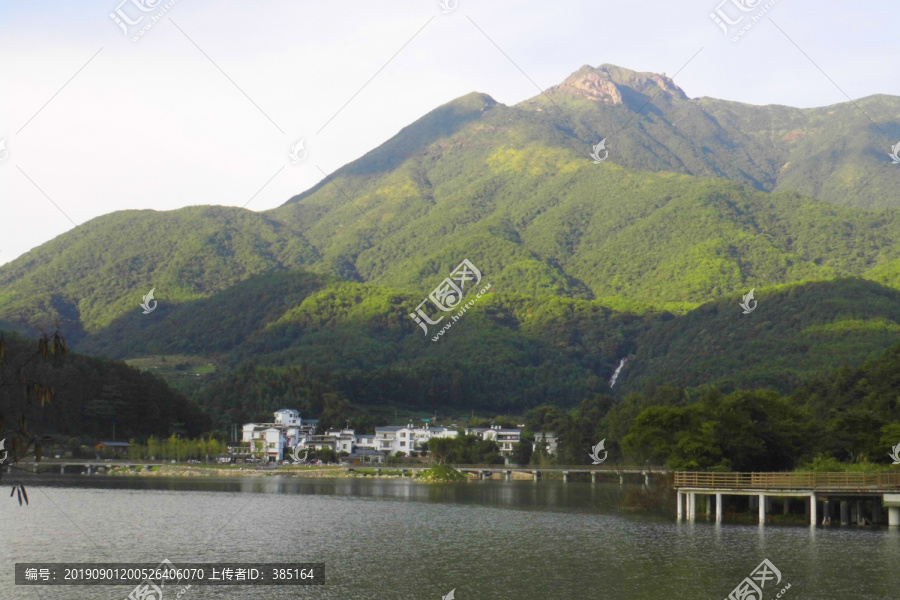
(591, 472, 597, 485)
(809, 494, 817, 526)
(643, 471, 650, 489)
(533, 471, 539, 482)
(619, 474, 624, 487)
(688, 492, 697, 522)
(888, 506, 900, 527)
(562, 471, 569, 483)
(840, 501, 850, 526)
(783, 497, 790, 515)
(856, 501, 866, 525)
(873, 497, 882, 524)
(706, 495, 713, 520)
(60, 465, 65, 474)
(758, 494, 766, 524)
(715, 493, 723, 522)
(505, 471, 511, 481)
(677, 492, 684, 520)
(86, 466, 92, 475)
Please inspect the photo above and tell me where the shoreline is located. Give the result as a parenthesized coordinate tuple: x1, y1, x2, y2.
(9, 463, 541, 481)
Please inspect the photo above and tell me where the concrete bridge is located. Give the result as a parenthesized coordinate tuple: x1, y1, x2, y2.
(351, 464, 669, 485)
(3, 461, 164, 475)
(674, 471, 900, 526)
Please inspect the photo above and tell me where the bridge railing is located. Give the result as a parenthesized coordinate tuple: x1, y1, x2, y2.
(674, 471, 900, 490)
(447, 464, 667, 472)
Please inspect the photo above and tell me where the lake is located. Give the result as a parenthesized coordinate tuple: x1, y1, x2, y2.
(1, 474, 898, 599)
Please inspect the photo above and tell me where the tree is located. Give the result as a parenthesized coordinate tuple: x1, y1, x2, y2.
(0, 328, 69, 505)
(428, 438, 453, 465)
(316, 447, 337, 464)
(511, 440, 533, 466)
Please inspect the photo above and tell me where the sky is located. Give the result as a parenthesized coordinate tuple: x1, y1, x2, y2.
(1, 0, 898, 266)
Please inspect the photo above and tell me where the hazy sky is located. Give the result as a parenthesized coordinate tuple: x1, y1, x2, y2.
(1, 0, 897, 266)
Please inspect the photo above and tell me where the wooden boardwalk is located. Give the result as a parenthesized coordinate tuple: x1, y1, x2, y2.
(674, 471, 900, 525)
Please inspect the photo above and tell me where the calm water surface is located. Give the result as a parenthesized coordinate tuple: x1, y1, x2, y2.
(1, 474, 898, 599)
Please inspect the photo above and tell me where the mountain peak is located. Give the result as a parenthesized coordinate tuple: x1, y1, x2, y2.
(546, 64, 688, 104)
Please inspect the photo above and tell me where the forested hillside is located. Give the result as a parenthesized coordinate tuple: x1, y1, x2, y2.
(0, 331, 208, 440)
(524, 340, 900, 471)
(1, 63, 899, 418)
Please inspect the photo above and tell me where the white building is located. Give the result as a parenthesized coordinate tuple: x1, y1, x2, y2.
(466, 425, 522, 456)
(302, 429, 355, 455)
(241, 409, 318, 462)
(533, 432, 558, 455)
(375, 424, 458, 457)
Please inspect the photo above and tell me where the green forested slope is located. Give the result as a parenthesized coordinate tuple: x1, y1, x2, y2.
(1, 64, 899, 417)
(0, 331, 207, 439)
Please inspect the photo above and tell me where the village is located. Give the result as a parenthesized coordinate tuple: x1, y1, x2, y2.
(232, 409, 559, 465)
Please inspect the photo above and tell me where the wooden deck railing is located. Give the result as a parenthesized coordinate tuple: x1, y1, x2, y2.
(674, 471, 900, 490)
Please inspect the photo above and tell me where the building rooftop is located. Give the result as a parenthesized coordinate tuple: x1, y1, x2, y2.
(376, 426, 404, 432)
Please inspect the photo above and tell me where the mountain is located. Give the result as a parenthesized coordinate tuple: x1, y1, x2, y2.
(2, 63, 900, 415)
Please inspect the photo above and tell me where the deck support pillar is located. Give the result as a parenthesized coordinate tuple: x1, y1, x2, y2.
(840, 501, 850, 526)
(643, 472, 650, 489)
(758, 493, 766, 524)
(505, 471, 511, 481)
(562, 471, 569, 483)
(619, 474, 624, 487)
(888, 506, 900, 527)
(783, 497, 790, 515)
(60, 465, 65, 474)
(591, 472, 597, 485)
(533, 471, 538, 482)
(706, 495, 713, 520)
(809, 494, 817, 526)
(715, 493, 723, 522)
(688, 492, 696, 522)
(677, 492, 684, 520)
(856, 501, 866, 525)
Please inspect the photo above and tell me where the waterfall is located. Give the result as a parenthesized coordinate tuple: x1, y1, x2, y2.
(609, 358, 627, 388)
